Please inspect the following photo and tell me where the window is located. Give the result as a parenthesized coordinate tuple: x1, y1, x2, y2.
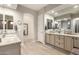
(0, 14, 3, 29)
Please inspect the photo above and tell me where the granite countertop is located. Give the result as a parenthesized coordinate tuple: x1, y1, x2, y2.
(46, 31, 79, 38)
(0, 34, 21, 46)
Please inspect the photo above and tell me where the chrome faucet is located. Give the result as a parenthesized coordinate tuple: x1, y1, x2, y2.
(2, 30, 6, 38)
(2, 33, 5, 38)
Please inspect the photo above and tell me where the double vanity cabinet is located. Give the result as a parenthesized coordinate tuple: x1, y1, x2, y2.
(45, 33, 79, 53)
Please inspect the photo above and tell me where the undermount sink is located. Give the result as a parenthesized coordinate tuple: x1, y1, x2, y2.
(0, 34, 17, 43)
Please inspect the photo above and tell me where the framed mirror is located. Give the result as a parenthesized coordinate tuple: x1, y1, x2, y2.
(23, 23, 28, 35)
(0, 14, 3, 34)
(46, 19, 53, 29)
(5, 15, 13, 29)
(0, 14, 3, 29)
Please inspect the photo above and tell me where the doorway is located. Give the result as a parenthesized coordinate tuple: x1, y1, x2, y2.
(23, 13, 35, 42)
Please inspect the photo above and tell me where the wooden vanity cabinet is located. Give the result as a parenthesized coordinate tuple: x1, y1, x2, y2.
(64, 36, 73, 51)
(59, 35, 65, 49)
(54, 35, 60, 47)
(54, 35, 65, 49)
(45, 34, 50, 44)
(50, 34, 55, 45)
(45, 33, 74, 52)
(73, 37, 79, 48)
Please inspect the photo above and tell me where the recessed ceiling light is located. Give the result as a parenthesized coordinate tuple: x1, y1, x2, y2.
(52, 10, 55, 13)
(7, 4, 11, 7)
(73, 5, 79, 8)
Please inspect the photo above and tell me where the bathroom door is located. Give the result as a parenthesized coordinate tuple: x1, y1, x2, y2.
(38, 14, 45, 44)
(23, 14, 35, 41)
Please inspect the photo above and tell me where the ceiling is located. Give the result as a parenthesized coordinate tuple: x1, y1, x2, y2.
(47, 4, 79, 17)
(0, 4, 48, 11)
(0, 4, 17, 9)
(21, 4, 48, 11)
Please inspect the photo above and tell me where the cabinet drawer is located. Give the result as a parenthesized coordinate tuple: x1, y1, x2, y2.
(55, 35, 59, 41)
(55, 35, 59, 38)
(60, 35, 64, 39)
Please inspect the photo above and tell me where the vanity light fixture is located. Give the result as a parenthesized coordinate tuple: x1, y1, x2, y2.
(10, 22, 13, 24)
(73, 5, 79, 8)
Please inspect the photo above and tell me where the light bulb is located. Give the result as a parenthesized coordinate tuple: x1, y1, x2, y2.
(10, 22, 13, 24)
(73, 5, 78, 8)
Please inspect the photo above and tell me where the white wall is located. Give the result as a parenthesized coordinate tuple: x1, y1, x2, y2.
(17, 5, 38, 41)
(38, 13, 45, 44)
(37, 8, 45, 44)
(23, 13, 35, 41)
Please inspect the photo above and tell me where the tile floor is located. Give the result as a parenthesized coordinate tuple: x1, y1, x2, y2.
(21, 39, 70, 55)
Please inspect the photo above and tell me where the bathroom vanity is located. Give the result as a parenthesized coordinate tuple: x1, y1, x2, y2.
(44, 11, 79, 54)
(0, 34, 21, 55)
(45, 32, 79, 54)
(0, 13, 21, 55)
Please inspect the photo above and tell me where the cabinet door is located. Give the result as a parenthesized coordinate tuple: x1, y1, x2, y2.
(74, 38, 79, 48)
(73, 37, 77, 48)
(65, 36, 73, 51)
(50, 34, 54, 45)
(55, 35, 60, 47)
(60, 43, 64, 49)
(60, 36, 64, 48)
(55, 42, 60, 47)
(45, 34, 50, 44)
(59, 36, 65, 49)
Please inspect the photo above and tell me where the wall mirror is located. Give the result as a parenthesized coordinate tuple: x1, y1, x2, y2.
(5, 15, 13, 29)
(0, 14, 3, 34)
(0, 14, 3, 29)
(46, 19, 53, 30)
(23, 23, 28, 36)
